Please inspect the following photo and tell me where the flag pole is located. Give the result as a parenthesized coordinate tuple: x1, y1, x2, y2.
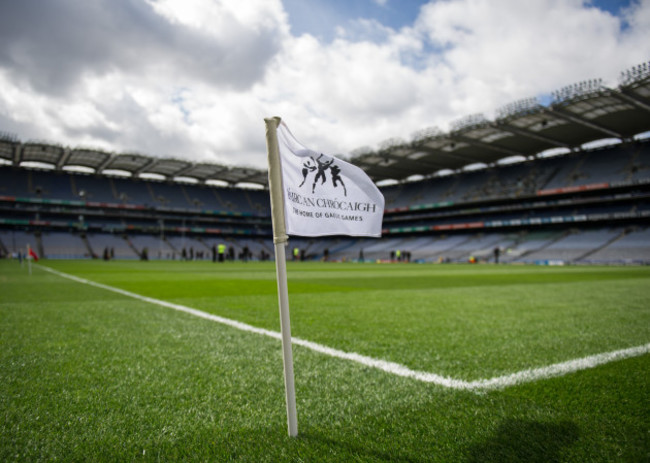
(264, 116, 298, 437)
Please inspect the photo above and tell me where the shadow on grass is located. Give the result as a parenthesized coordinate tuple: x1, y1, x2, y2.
(466, 419, 579, 463)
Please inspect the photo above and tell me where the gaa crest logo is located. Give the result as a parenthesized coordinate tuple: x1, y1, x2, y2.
(297, 154, 347, 197)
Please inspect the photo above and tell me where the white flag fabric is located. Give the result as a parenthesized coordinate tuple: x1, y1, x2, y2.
(276, 121, 385, 237)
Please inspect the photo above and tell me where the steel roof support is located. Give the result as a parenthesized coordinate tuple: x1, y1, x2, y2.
(497, 123, 569, 148)
(449, 135, 524, 159)
(56, 148, 73, 170)
(610, 91, 650, 113)
(417, 145, 486, 164)
(549, 108, 622, 139)
(133, 159, 158, 177)
(171, 164, 196, 179)
(13, 144, 22, 166)
(95, 153, 117, 174)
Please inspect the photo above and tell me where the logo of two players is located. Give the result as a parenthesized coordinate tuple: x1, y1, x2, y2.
(298, 154, 347, 197)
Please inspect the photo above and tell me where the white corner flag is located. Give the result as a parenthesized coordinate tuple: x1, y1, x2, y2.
(276, 120, 385, 237)
(264, 117, 384, 437)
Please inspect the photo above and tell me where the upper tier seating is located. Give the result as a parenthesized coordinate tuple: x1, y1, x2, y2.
(380, 142, 650, 209)
(0, 167, 31, 197)
(73, 174, 117, 203)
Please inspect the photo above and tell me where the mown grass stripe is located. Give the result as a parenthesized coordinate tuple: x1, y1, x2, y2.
(38, 264, 650, 391)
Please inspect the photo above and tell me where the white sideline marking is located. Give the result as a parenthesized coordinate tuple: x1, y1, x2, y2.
(39, 265, 650, 391)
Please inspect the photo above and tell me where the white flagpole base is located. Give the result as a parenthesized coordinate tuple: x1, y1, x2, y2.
(273, 240, 298, 437)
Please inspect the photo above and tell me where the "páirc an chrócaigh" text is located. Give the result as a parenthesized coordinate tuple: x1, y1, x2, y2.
(287, 188, 379, 213)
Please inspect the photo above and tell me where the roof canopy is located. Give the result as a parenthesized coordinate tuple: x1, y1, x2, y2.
(351, 62, 650, 182)
(0, 141, 268, 186)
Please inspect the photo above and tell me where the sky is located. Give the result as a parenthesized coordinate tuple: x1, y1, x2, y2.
(0, 0, 649, 173)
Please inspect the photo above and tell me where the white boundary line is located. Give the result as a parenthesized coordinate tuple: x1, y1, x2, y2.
(38, 265, 650, 391)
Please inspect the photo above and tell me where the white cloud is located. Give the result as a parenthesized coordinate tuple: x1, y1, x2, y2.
(0, 0, 649, 174)
(414, 0, 632, 102)
(147, 0, 288, 34)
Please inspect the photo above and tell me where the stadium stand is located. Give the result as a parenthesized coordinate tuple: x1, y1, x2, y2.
(3, 135, 649, 264)
(111, 177, 154, 205)
(40, 231, 89, 259)
(0, 167, 31, 197)
(0, 230, 39, 257)
(580, 226, 650, 264)
(73, 174, 117, 203)
(165, 235, 212, 259)
(86, 233, 140, 260)
(146, 181, 192, 210)
(127, 234, 172, 260)
(499, 231, 566, 263)
(184, 184, 220, 209)
(30, 170, 75, 200)
(519, 228, 621, 263)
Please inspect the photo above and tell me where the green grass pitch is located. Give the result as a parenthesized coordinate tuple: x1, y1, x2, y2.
(1, 259, 649, 461)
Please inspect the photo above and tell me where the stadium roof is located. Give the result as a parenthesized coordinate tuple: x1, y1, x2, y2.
(0, 140, 268, 186)
(351, 61, 650, 182)
(1, 62, 649, 186)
